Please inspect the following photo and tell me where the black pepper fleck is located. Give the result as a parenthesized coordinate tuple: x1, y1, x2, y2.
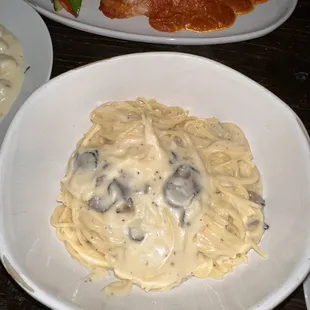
(24, 66, 31, 74)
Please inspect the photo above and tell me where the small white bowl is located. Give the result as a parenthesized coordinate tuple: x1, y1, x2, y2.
(0, 52, 309, 310)
(0, 0, 53, 143)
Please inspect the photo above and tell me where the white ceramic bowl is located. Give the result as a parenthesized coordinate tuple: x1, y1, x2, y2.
(0, 53, 310, 310)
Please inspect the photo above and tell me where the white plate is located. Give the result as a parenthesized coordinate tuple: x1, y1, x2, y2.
(0, 0, 53, 143)
(1, 52, 310, 310)
(26, 0, 297, 45)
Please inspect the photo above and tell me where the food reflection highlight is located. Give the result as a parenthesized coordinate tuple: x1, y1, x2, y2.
(51, 98, 267, 295)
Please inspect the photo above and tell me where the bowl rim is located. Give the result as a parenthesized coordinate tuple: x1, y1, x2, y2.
(0, 52, 310, 310)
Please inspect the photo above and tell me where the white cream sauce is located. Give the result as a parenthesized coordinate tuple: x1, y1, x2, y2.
(62, 120, 210, 291)
(59, 112, 265, 293)
(0, 24, 23, 119)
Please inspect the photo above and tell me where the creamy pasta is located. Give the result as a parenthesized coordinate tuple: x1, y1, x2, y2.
(51, 98, 266, 295)
(0, 24, 23, 119)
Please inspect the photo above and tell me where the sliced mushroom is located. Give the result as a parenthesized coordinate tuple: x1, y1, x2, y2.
(89, 179, 131, 213)
(164, 181, 196, 208)
(88, 177, 135, 214)
(88, 196, 113, 213)
(248, 191, 265, 207)
(164, 164, 201, 209)
(108, 179, 127, 199)
(174, 165, 187, 178)
(74, 150, 99, 170)
(128, 227, 145, 242)
(115, 198, 134, 214)
(89, 196, 101, 211)
(175, 164, 193, 178)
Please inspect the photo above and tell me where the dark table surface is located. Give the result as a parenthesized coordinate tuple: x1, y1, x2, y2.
(1, 0, 310, 309)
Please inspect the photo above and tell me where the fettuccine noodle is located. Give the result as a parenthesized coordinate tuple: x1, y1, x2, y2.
(51, 98, 266, 295)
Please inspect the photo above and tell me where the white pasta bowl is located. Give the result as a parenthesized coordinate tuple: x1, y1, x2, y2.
(0, 52, 310, 310)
